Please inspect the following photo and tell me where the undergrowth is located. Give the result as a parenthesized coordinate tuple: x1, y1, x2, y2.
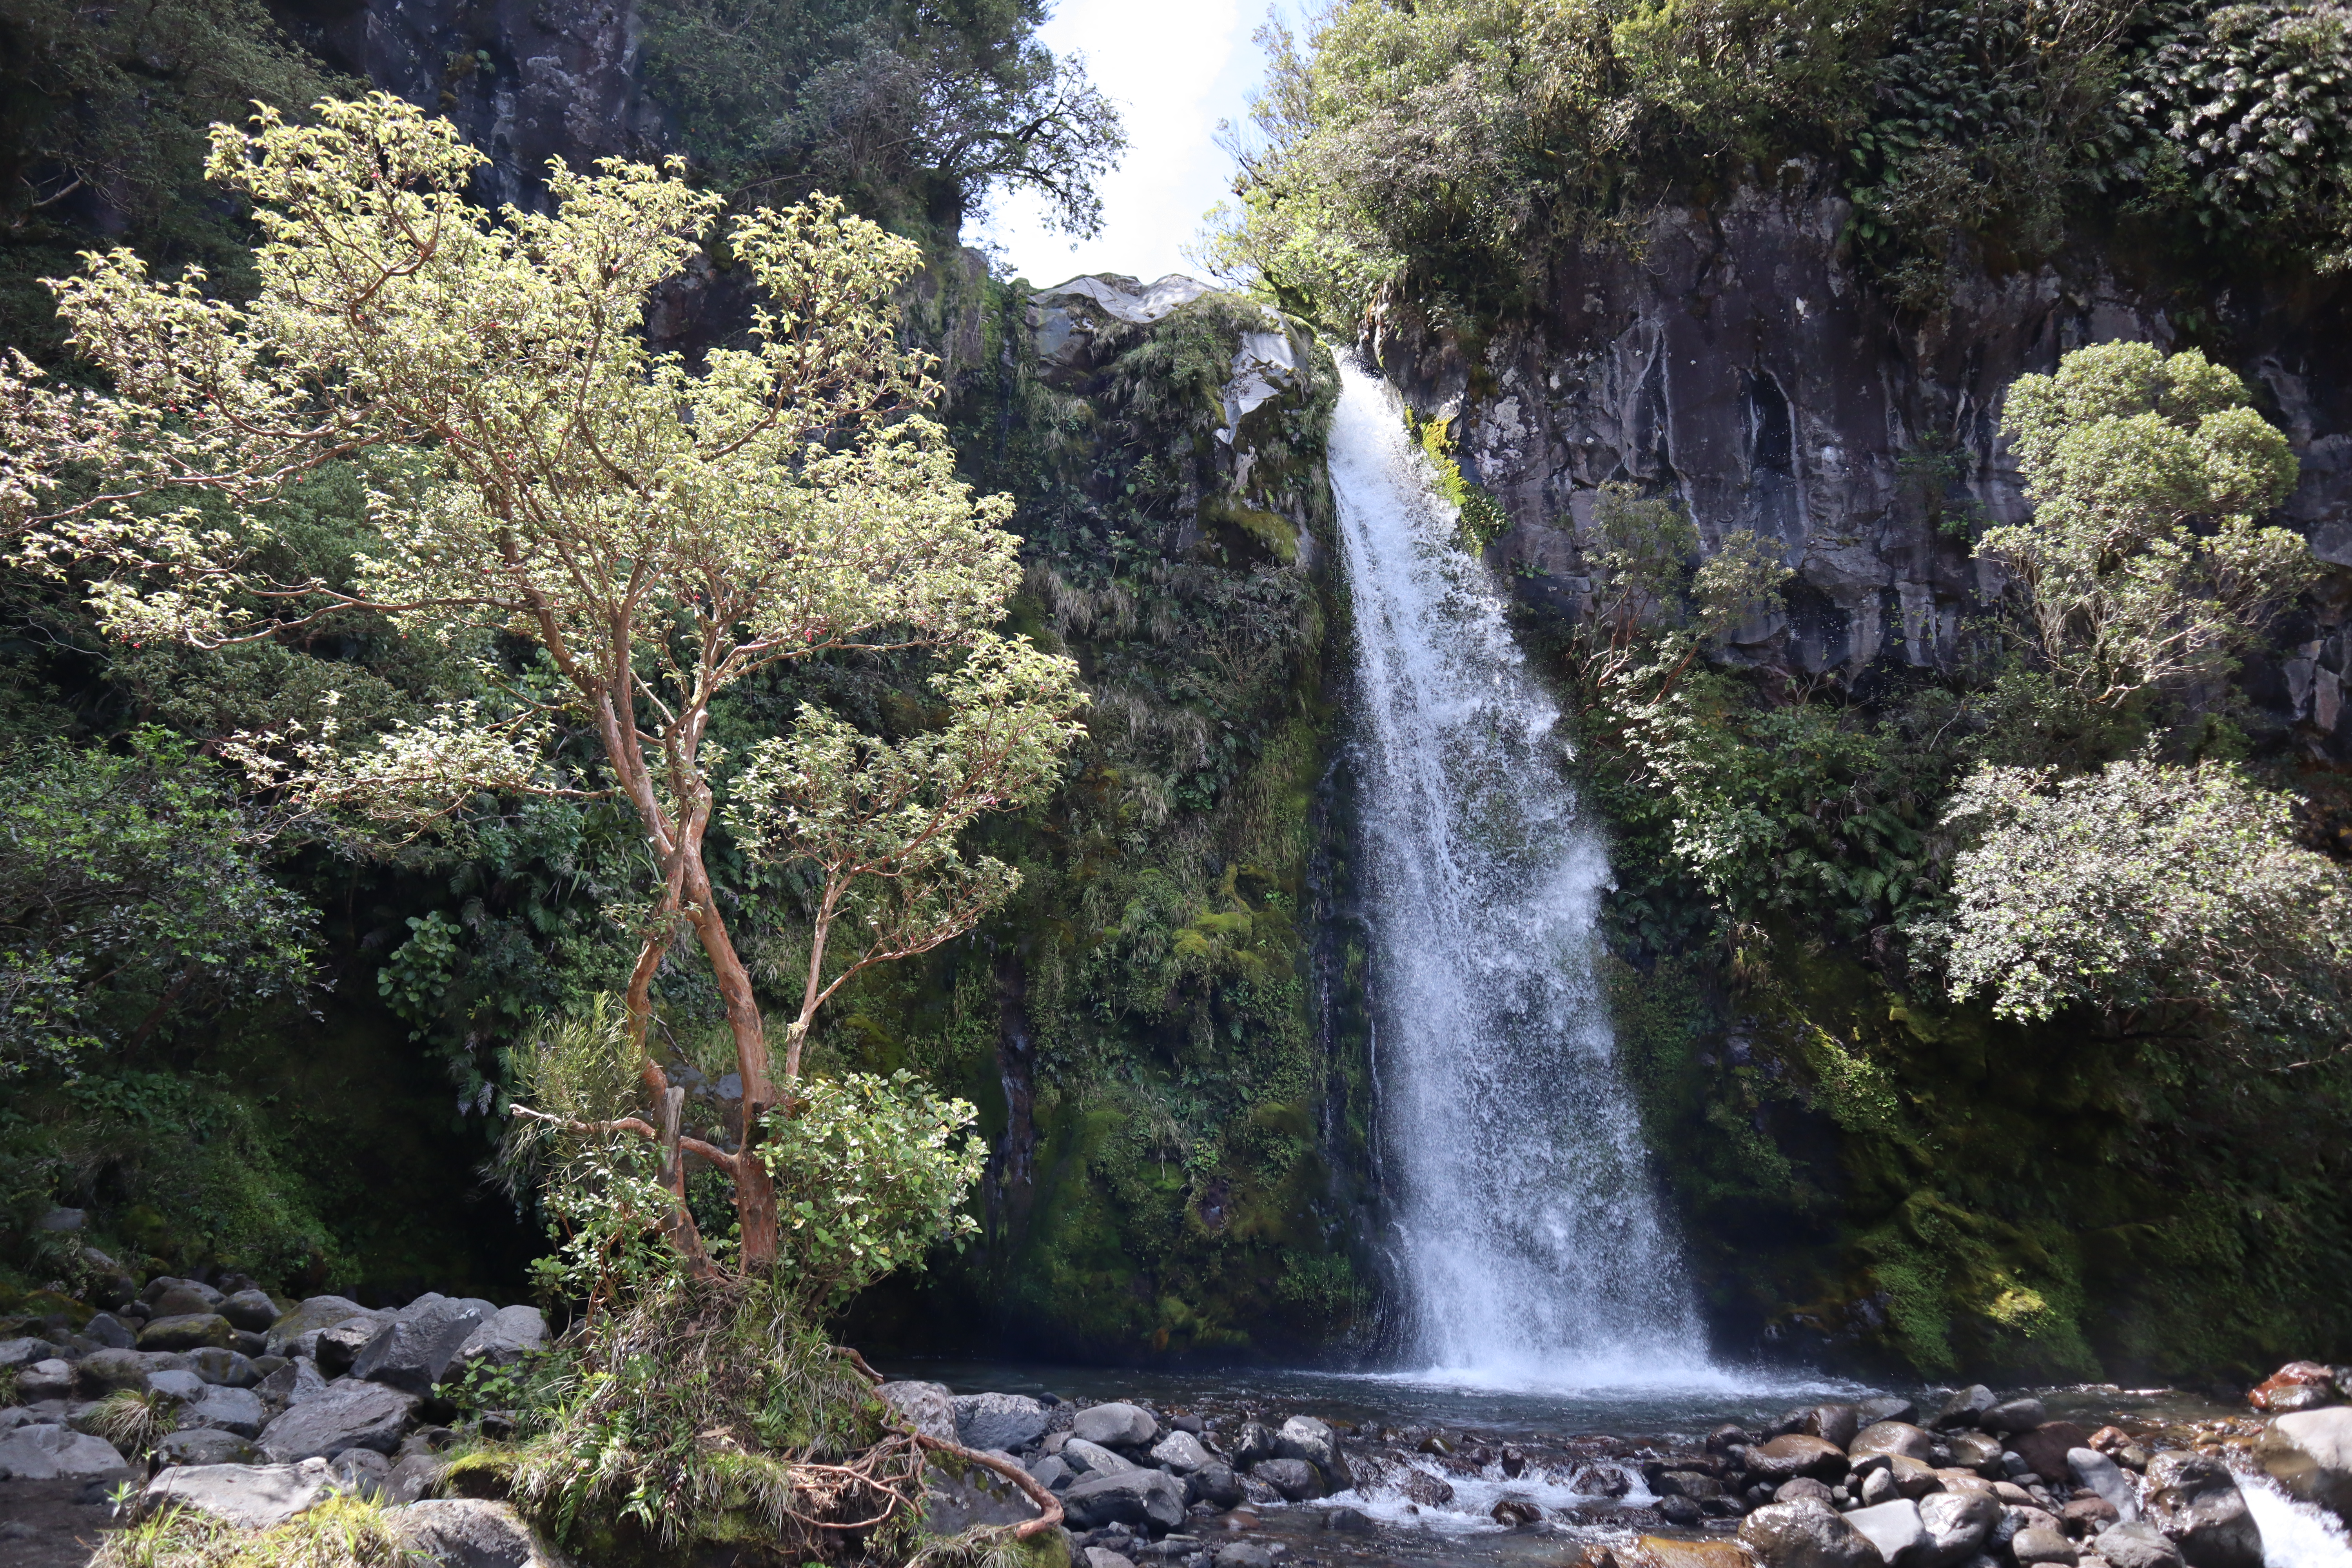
(506, 1272, 919, 1564)
(96, 1495, 407, 1568)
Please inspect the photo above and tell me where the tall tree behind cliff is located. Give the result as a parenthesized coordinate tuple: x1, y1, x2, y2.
(641, 0, 1123, 242)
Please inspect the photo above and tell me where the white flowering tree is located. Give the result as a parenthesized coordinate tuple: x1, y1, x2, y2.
(0, 93, 1083, 1281)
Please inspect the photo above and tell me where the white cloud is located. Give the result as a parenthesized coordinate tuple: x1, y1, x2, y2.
(972, 0, 1296, 287)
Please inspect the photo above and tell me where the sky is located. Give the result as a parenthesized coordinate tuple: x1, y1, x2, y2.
(971, 0, 1309, 288)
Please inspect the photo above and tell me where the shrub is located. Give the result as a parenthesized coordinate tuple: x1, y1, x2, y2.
(1918, 755, 2352, 1056)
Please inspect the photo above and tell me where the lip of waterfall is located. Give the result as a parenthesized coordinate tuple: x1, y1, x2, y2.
(1328, 357, 1718, 1386)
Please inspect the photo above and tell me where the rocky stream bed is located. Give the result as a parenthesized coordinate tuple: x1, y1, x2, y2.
(4, 1276, 2352, 1568)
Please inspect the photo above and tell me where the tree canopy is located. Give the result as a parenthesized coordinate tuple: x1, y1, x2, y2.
(2, 92, 1084, 1279)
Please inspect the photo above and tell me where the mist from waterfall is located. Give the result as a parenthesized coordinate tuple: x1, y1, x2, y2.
(1329, 358, 1718, 1391)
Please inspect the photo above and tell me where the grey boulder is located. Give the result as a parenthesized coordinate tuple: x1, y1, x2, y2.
(2070, 1447, 2144, 1524)
(1150, 1429, 1215, 1473)
(388, 1451, 447, 1504)
(82, 1314, 136, 1350)
(448, 1306, 547, 1379)
(351, 1296, 495, 1397)
(0, 1422, 128, 1479)
(923, 1455, 1049, 1534)
(154, 1428, 262, 1467)
(145, 1280, 225, 1318)
(1984, 1399, 2049, 1436)
(151, 1368, 214, 1402)
(258, 1378, 419, 1461)
(257, 1356, 330, 1408)
(2144, 1452, 2262, 1568)
(1934, 1387, 1997, 1431)
(186, 1347, 261, 1388)
(18, 1359, 74, 1402)
(1063, 1436, 1137, 1477)
(314, 1315, 388, 1376)
(1249, 1457, 1325, 1502)
(1739, 1498, 1890, 1568)
(1062, 1466, 1188, 1532)
(265, 1297, 373, 1358)
(1191, 1462, 1245, 1509)
(878, 1380, 957, 1443)
(1852, 1422, 1938, 1463)
(1071, 1401, 1158, 1449)
(953, 1391, 1051, 1453)
(178, 1386, 268, 1439)
(76, 1348, 189, 1395)
(1918, 1488, 2001, 1565)
(220, 1290, 283, 1334)
(1026, 1453, 1071, 1491)
(2100, 1522, 2188, 1568)
(388, 1498, 556, 1568)
(0, 1337, 51, 1370)
(2255, 1406, 2352, 1522)
(2013, 1528, 2080, 1566)
(142, 1459, 332, 1529)
(1275, 1415, 1352, 1490)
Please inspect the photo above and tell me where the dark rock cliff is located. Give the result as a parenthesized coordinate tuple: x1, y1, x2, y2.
(1371, 173, 2352, 749)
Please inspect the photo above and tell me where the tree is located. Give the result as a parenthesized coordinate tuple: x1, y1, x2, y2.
(0, 94, 1084, 1279)
(1, 728, 315, 1074)
(639, 0, 1125, 239)
(1919, 755, 2352, 1059)
(1985, 341, 2314, 706)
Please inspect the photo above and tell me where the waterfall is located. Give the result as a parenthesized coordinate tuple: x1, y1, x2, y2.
(1329, 359, 1715, 1388)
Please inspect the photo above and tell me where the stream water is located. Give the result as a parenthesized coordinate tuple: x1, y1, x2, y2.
(1324, 359, 1710, 1388)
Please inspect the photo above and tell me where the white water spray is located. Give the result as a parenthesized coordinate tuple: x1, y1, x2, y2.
(1329, 359, 1715, 1389)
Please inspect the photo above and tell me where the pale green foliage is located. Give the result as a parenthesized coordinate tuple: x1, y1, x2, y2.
(729, 632, 1084, 1044)
(5, 93, 1031, 824)
(1921, 756, 2352, 1054)
(757, 1070, 986, 1314)
(94, 1493, 408, 1568)
(1564, 480, 1791, 699)
(1986, 341, 2312, 705)
(503, 1000, 685, 1301)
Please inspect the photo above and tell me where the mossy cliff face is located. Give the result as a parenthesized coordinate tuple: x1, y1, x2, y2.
(830, 270, 1374, 1362)
(1372, 179, 2352, 1386)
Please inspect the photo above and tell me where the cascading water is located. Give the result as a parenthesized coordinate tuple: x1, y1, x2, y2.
(1330, 359, 1715, 1388)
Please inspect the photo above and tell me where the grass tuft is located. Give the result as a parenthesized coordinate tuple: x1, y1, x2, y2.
(94, 1494, 407, 1568)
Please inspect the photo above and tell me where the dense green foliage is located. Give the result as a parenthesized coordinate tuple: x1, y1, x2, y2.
(1555, 342, 2352, 1379)
(641, 0, 1122, 243)
(1212, 0, 2352, 325)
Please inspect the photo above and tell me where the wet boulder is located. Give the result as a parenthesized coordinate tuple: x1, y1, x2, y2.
(1917, 1488, 2001, 1564)
(2012, 1423, 2093, 1483)
(1739, 1497, 1889, 1568)
(2254, 1406, 2352, 1522)
(1151, 1430, 1215, 1473)
(1072, 1401, 1159, 1450)
(953, 1392, 1051, 1453)
(2143, 1452, 2261, 1568)
(2068, 1448, 2142, 1524)
(1983, 1399, 2047, 1437)
(1745, 1434, 1852, 1483)
(1859, 1398, 1920, 1428)
(2249, 1363, 2341, 1414)
(1249, 1457, 1325, 1501)
(1852, 1423, 1937, 1464)
(1229, 1421, 1278, 1468)
(1063, 1466, 1188, 1532)
(1801, 1405, 1862, 1448)
(1934, 1388, 1998, 1431)
(2099, 1522, 2187, 1568)
(2014, 1527, 2080, 1566)
(877, 1380, 956, 1443)
(1275, 1415, 1352, 1490)
(1843, 1499, 1926, 1565)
